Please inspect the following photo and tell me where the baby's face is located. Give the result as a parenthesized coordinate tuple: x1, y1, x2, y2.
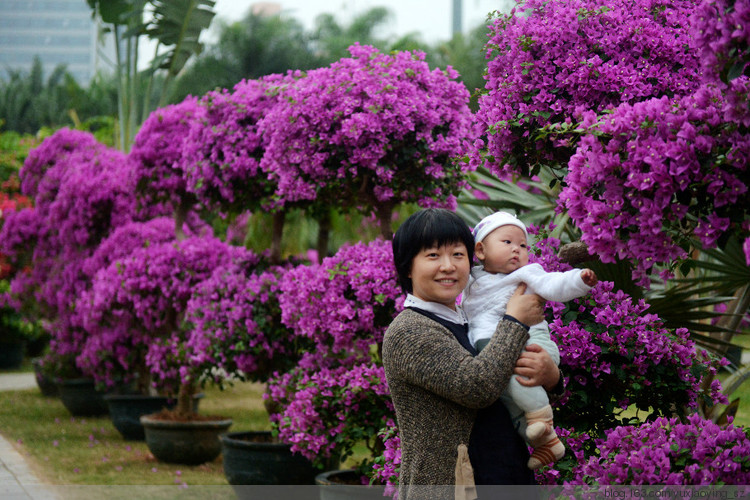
(475, 225, 529, 274)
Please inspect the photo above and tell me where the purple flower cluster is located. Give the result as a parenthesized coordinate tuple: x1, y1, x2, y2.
(472, 0, 701, 177)
(129, 97, 203, 215)
(180, 75, 292, 213)
(371, 420, 400, 493)
(0, 129, 138, 368)
(265, 362, 393, 470)
(76, 234, 237, 390)
(278, 238, 403, 364)
(260, 44, 473, 212)
(691, 0, 750, 83)
(577, 414, 750, 485)
(184, 257, 305, 385)
(559, 81, 750, 284)
(526, 230, 727, 425)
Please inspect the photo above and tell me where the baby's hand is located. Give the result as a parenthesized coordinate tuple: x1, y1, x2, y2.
(581, 268, 598, 287)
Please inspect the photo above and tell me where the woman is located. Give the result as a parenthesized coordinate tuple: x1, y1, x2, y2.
(382, 208, 563, 500)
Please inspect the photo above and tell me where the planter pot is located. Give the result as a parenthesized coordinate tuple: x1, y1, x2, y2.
(140, 414, 232, 465)
(221, 431, 317, 485)
(57, 378, 108, 416)
(31, 357, 57, 397)
(315, 469, 385, 500)
(0, 341, 25, 370)
(104, 393, 204, 441)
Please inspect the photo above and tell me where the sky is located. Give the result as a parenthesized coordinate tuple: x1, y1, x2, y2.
(207, 0, 514, 44)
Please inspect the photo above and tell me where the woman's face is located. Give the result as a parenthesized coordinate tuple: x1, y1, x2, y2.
(409, 242, 470, 310)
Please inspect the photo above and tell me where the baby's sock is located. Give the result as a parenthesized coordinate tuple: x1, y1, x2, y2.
(524, 405, 554, 441)
(527, 433, 565, 469)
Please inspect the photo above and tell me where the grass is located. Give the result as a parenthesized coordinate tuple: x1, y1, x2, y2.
(0, 382, 271, 486)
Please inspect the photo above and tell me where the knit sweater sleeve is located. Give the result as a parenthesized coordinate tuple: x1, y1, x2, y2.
(382, 310, 529, 409)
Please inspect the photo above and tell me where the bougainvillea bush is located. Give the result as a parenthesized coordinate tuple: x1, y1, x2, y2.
(129, 96, 203, 218)
(180, 75, 293, 214)
(76, 234, 237, 402)
(278, 238, 403, 366)
(471, 0, 702, 177)
(545, 415, 750, 485)
(265, 239, 403, 477)
(0, 129, 139, 376)
(528, 228, 727, 435)
(260, 44, 474, 236)
(559, 82, 750, 285)
(265, 362, 393, 474)
(184, 255, 306, 387)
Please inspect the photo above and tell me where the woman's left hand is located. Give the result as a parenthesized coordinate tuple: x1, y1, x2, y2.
(513, 344, 560, 391)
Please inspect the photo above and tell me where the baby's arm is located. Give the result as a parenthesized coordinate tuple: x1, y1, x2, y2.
(520, 264, 595, 302)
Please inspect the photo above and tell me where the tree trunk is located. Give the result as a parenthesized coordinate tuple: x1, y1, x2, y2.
(174, 198, 190, 242)
(175, 381, 196, 419)
(376, 203, 394, 240)
(316, 210, 331, 262)
(270, 211, 285, 264)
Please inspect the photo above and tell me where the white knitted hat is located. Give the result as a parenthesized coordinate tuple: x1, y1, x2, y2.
(472, 211, 528, 243)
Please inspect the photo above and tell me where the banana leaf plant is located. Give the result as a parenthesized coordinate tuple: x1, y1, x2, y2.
(87, 0, 215, 150)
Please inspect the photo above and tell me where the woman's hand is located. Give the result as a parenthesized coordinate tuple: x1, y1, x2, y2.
(505, 283, 545, 326)
(513, 344, 560, 391)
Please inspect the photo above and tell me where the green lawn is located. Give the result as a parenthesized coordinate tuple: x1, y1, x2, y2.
(0, 382, 270, 486)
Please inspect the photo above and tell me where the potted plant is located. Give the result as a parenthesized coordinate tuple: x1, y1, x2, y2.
(183, 257, 318, 484)
(76, 231, 238, 459)
(0, 129, 141, 414)
(266, 239, 401, 495)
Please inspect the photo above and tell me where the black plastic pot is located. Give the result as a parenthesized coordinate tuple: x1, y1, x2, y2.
(31, 357, 57, 397)
(140, 414, 232, 465)
(57, 378, 108, 416)
(104, 393, 204, 441)
(221, 431, 317, 485)
(315, 469, 385, 500)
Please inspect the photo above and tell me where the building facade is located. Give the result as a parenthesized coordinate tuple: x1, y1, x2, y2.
(0, 0, 102, 84)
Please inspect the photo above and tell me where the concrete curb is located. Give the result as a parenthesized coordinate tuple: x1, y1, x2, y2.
(0, 373, 57, 499)
(0, 433, 57, 500)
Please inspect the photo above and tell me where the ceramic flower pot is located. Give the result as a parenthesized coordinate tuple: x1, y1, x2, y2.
(140, 414, 232, 465)
(104, 393, 204, 441)
(57, 378, 108, 416)
(221, 431, 317, 485)
(31, 357, 57, 397)
(315, 469, 385, 500)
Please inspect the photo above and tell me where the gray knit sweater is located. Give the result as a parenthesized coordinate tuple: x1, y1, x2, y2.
(382, 308, 529, 499)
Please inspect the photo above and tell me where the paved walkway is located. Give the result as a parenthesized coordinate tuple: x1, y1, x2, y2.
(0, 373, 57, 499)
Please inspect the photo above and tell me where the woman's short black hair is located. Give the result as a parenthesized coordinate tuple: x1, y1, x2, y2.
(392, 208, 475, 294)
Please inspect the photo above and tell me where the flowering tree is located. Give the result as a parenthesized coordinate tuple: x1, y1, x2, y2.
(260, 44, 474, 246)
(265, 363, 393, 473)
(471, 0, 702, 178)
(0, 129, 138, 376)
(559, 83, 750, 285)
(268, 239, 403, 476)
(75, 217, 177, 390)
(554, 415, 750, 485)
(183, 256, 306, 388)
(179, 74, 293, 262)
(278, 239, 403, 364)
(129, 96, 204, 237)
(77, 235, 237, 413)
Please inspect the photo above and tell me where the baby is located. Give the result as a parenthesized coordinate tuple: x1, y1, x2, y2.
(461, 211, 597, 469)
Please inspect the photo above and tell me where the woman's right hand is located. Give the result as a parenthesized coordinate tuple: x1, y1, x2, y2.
(506, 283, 545, 326)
